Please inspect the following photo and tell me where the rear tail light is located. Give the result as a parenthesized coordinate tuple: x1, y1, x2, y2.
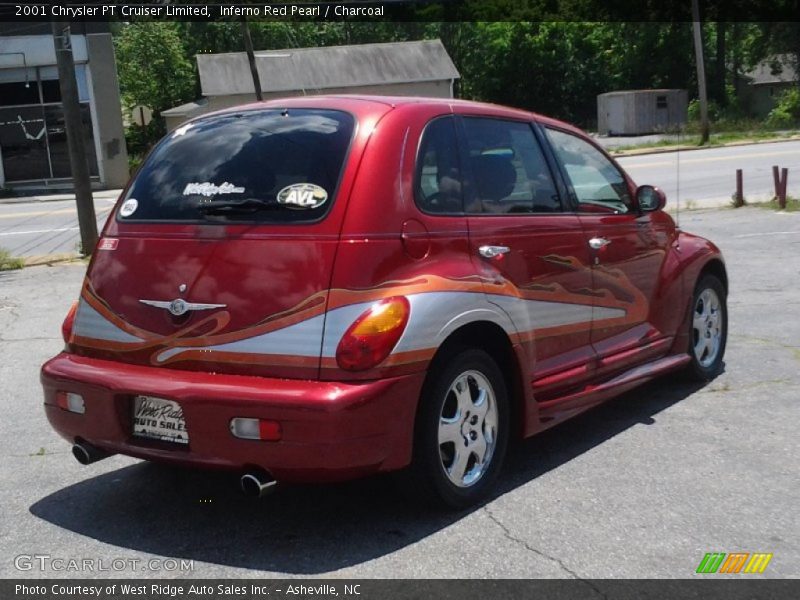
(61, 301, 78, 344)
(55, 391, 85, 414)
(336, 296, 410, 371)
(230, 418, 282, 441)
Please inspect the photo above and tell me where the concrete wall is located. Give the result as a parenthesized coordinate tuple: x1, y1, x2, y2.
(0, 34, 88, 67)
(165, 79, 453, 131)
(598, 90, 688, 135)
(85, 33, 128, 188)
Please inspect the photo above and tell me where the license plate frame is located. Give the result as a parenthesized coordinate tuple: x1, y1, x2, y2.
(132, 395, 189, 445)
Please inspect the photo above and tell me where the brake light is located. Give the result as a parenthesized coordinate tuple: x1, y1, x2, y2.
(336, 297, 410, 371)
(62, 301, 78, 344)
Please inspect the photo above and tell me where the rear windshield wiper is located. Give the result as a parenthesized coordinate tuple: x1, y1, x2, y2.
(196, 198, 281, 215)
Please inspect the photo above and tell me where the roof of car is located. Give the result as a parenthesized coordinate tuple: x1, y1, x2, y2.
(195, 95, 584, 136)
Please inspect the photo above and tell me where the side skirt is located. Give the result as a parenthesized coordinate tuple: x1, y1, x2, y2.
(533, 353, 691, 430)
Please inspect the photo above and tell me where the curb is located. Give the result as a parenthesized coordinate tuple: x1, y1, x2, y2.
(23, 254, 86, 267)
(609, 134, 800, 158)
(0, 190, 122, 205)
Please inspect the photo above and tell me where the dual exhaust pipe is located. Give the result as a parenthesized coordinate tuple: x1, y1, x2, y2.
(71, 441, 277, 498)
(240, 470, 278, 498)
(72, 441, 110, 465)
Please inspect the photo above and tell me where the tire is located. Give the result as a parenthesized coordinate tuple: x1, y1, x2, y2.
(685, 274, 727, 380)
(403, 348, 509, 509)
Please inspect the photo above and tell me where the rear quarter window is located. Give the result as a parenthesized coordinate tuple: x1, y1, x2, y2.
(118, 108, 355, 223)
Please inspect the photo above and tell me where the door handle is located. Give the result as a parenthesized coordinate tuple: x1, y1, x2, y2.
(588, 237, 611, 250)
(478, 245, 511, 259)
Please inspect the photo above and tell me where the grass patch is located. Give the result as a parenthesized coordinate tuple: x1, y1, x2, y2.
(746, 197, 800, 212)
(0, 248, 25, 271)
(610, 128, 800, 154)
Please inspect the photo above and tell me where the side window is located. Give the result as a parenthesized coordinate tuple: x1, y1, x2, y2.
(462, 117, 561, 214)
(545, 128, 632, 214)
(415, 116, 463, 214)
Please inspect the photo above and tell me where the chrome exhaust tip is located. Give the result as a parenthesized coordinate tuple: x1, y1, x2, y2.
(71, 441, 110, 465)
(240, 470, 277, 498)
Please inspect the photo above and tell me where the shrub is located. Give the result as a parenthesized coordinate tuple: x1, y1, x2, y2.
(766, 88, 800, 128)
(688, 98, 722, 123)
(0, 248, 25, 271)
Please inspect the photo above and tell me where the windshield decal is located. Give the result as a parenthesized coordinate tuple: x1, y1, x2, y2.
(276, 183, 328, 209)
(119, 198, 138, 217)
(183, 182, 246, 197)
(173, 123, 193, 137)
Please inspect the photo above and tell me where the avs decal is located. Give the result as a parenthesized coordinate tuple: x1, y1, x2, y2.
(277, 183, 328, 209)
(183, 182, 245, 197)
(119, 198, 138, 217)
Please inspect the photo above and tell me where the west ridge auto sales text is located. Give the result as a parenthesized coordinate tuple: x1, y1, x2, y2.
(15, 583, 359, 597)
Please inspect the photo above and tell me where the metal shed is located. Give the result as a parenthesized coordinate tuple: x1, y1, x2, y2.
(597, 89, 688, 135)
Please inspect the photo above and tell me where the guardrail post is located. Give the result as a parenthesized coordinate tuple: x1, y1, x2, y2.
(779, 168, 788, 209)
(773, 165, 781, 198)
(734, 169, 744, 207)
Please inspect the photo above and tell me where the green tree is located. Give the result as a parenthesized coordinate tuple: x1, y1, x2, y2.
(114, 22, 196, 149)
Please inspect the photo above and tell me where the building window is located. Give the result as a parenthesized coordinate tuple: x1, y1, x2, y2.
(0, 64, 98, 182)
(656, 96, 668, 109)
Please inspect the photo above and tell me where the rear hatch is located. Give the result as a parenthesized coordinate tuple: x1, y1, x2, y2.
(70, 106, 365, 379)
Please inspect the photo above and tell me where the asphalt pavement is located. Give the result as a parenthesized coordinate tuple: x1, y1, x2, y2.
(0, 206, 798, 579)
(0, 192, 119, 259)
(618, 140, 800, 210)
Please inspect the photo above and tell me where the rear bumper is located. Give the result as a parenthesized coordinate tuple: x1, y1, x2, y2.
(41, 353, 425, 482)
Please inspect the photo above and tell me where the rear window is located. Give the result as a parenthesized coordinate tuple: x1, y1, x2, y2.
(118, 108, 355, 223)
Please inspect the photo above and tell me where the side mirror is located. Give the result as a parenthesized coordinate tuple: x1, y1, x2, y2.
(636, 185, 666, 212)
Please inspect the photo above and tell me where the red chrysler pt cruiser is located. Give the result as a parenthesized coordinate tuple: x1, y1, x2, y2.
(41, 96, 727, 508)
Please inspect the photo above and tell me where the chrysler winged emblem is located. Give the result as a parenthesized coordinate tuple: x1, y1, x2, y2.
(139, 298, 226, 316)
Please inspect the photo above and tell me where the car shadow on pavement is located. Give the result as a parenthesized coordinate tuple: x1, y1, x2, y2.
(30, 376, 706, 574)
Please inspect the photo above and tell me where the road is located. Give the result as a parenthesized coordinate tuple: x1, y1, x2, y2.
(0, 141, 798, 259)
(0, 194, 117, 259)
(618, 140, 800, 209)
(0, 207, 798, 579)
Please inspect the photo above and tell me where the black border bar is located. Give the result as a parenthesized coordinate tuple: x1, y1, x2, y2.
(0, 1, 799, 22)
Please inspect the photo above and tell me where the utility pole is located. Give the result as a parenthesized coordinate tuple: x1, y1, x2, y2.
(691, 0, 710, 145)
(50, 22, 97, 255)
(241, 19, 263, 101)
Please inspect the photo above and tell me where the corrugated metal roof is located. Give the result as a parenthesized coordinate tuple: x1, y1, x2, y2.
(598, 89, 685, 97)
(745, 54, 798, 85)
(196, 39, 460, 96)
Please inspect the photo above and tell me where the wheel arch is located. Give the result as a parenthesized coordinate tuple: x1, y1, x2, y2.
(698, 257, 728, 295)
(423, 320, 527, 440)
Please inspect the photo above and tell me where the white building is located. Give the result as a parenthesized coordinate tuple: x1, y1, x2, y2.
(0, 23, 128, 191)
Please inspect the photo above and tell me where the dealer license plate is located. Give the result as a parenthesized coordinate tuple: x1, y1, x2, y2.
(133, 396, 189, 444)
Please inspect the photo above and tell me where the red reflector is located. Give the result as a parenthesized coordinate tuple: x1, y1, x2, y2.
(55, 391, 69, 411)
(258, 420, 282, 441)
